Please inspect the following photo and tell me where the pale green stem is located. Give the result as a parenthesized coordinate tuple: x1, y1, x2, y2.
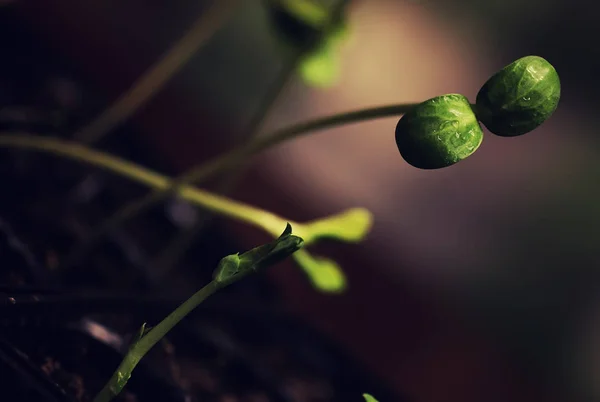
(92, 280, 220, 402)
(0, 134, 294, 241)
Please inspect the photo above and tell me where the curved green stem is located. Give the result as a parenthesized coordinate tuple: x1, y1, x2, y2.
(0, 134, 292, 237)
(0, 132, 372, 240)
(71, 103, 416, 266)
(183, 103, 417, 186)
(92, 281, 220, 402)
(93, 224, 302, 402)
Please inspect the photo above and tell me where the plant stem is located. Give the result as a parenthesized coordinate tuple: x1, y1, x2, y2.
(75, 0, 238, 144)
(0, 133, 290, 237)
(66, 102, 416, 266)
(92, 280, 221, 402)
(180, 103, 416, 186)
(93, 224, 302, 402)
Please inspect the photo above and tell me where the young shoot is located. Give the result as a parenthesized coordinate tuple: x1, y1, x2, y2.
(92, 224, 303, 402)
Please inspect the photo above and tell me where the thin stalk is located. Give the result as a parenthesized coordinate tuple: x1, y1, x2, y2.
(75, 0, 238, 144)
(0, 133, 289, 238)
(93, 226, 302, 402)
(92, 280, 221, 402)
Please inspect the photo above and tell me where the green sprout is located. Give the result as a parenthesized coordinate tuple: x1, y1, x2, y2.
(475, 55, 561, 137)
(292, 249, 347, 292)
(395, 94, 484, 169)
(0, 0, 565, 397)
(93, 224, 303, 402)
(212, 223, 305, 286)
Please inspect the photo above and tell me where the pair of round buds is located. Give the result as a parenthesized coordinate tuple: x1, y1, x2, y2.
(395, 56, 561, 169)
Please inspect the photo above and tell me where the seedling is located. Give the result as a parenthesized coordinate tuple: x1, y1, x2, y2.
(92, 224, 304, 402)
(0, 3, 562, 400)
(0, 53, 561, 400)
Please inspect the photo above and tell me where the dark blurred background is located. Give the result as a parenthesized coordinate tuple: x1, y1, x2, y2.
(3, 0, 600, 401)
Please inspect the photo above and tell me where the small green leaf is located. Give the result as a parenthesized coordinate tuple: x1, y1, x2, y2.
(212, 253, 241, 284)
(363, 394, 379, 402)
(304, 207, 373, 243)
(213, 224, 304, 287)
(239, 223, 304, 270)
(475, 55, 561, 137)
(292, 249, 347, 293)
(129, 323, 148, 350)
(395, 94, 483, 169)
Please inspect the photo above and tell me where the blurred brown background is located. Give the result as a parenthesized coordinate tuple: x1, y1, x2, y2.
(9, 0, 600, 401)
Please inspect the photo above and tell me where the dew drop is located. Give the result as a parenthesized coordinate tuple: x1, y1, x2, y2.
(439, 120, 460, 132)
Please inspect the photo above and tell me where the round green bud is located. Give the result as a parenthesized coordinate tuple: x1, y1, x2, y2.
(395, 94, 484, 169)
(475, 55, 561, 137)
